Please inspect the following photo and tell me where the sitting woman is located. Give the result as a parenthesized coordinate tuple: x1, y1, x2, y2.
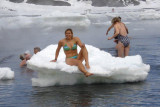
(51, 28, 93, 77)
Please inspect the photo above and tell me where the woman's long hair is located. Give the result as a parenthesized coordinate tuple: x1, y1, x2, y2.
(111, 17, 120, 24)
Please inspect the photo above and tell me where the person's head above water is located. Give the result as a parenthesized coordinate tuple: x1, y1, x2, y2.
(19, 53, 31, 61)
(19, 54, 25, 60)
(65, 28, 73, 40)
(118, 16, 121, 21)
(34, 47, 41, 54)
(111, 17, 121, 24)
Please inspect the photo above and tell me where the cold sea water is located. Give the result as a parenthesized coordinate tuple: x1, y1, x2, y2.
(0, 18, 160, 107)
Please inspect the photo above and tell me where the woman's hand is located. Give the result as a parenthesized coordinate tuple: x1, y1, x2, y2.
(81, 43, 85, 48)
(106, 32, 108, 35)
(108, 37, 112, 40)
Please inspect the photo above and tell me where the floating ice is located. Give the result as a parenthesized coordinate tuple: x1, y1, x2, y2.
(27, 44, 150, 87)
(0, 67, 15, 80)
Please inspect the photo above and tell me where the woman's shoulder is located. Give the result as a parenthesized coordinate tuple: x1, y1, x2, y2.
(73, 37, 80, 40)
(58, 39, 66, 44)
(59, 38, 65, 42)
(114, 22, 121, 27)
(114, 22, 119, 26)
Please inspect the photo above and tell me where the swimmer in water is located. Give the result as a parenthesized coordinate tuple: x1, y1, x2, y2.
(19, 51, 31, 67)
(34, 47, 41, 54)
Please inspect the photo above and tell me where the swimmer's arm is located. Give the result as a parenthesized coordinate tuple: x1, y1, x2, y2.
(20, 59, 27, 67)
(123, 23, 129, 34)
(51, 40, 62, 62)
(125, 25, 129, 34)
(75, 37, 85, 48)
(108, 25, 119, 40)
(106, 24, 114, 35)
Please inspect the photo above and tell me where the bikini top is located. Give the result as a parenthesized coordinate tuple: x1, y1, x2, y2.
(63, 43, 77, 51)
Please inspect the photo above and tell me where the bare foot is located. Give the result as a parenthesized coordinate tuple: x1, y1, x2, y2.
(85, 63, 90, 69)
(85, 72, 93, 77)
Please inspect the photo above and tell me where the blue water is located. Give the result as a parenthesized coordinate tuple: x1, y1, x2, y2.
(0, 19, 160, 107)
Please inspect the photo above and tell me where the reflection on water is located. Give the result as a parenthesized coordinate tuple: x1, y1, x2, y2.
(0, 80, 14, 85)
(30, 82, 149, 107)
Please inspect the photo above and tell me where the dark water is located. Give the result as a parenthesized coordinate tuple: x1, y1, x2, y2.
(0, 19, 160, 107)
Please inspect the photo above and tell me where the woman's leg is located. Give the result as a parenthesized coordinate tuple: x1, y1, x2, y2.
(117, 42, 124, 57)
(66, 58, 93, 77)
(124, 45, 130, 57)
(77, 46, 90, 69)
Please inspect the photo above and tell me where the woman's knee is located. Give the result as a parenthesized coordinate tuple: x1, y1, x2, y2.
(83, 46, 88, 54)
(80, 47, 86, 52)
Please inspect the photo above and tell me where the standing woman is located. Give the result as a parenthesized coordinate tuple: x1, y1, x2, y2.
(51, 28, 93, 77)
(108, 17, 130, 57)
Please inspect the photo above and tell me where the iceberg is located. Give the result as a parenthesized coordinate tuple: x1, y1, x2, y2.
(27, 44, 150, 87)
(0, 67, 15, 80)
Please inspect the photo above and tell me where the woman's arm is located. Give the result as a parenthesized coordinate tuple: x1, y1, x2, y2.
(75, 37, 85, 48)
(51, 40, 62, 62)
(125, 25, 129, 34)
(106, 24, 114, 35)
(108, 24, 119, 40)
(20, 59, 27, 67)
(122, 22, 129, 34)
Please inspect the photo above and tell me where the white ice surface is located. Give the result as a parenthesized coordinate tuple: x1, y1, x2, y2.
(27, 44, 150, 87)
(0, 0, 160, 30)
(0, 67, 15, 80)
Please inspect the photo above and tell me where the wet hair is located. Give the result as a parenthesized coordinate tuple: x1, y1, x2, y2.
(20, 54, 25, 60)
(65, 28, 73, 34)
(118, 16, 121, 21)
(111, 17, 120, 24)
(34, 47, 41, 52)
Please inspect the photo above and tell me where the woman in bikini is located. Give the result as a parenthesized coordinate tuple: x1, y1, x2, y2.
(51, 28, 93, 77)
(108, 17, 130, 57)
